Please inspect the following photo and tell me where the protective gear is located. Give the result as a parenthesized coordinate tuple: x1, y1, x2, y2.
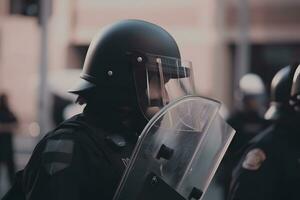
(3, 20, 196, 200)
(264, 65, 295, 121)
(290, 64, 300, 112)
(3, 113, 136, 200)
(113, 96, 235, 200)
(69, 19, 195, 119)
(131, 52, 194, 119)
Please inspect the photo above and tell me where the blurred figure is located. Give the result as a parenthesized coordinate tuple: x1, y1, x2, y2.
(210, 74, 269, 198)
(227, 73, 268, 154)
(228, 64, 300, 200)
(0, 93, 18, 185)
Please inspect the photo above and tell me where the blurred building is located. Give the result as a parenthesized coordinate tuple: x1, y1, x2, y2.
(228, 0, 300, 94)
(0, 0, 300, 136)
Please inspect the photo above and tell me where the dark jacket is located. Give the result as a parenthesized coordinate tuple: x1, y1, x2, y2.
(228, 119, 300, 200)
(3, 111, 136, 200)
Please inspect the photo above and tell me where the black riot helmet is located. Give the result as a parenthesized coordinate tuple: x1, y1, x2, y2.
(70, 19, 195, 119)
(264, 65, 297, 121)
(289, 64, 300, 113)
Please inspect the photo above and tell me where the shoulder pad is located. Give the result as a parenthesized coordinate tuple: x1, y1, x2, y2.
(48, 127, 76, 138)
(42, 139, 74, 175)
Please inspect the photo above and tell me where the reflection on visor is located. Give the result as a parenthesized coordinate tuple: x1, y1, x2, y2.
(113, 96, 235, 200)
(132, 52, 196, 120)
(149, 99, 164, 107)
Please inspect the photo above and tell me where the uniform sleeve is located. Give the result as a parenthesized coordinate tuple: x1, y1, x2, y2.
(228, 147, 282, 200)
(21, 133, 81, 200)
(21, 129, 120, 200)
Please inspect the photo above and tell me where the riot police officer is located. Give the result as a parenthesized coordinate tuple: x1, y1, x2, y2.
(228, 64, 300, 200)
(3, 19, 196, 200)
(227, 74, 268, 153)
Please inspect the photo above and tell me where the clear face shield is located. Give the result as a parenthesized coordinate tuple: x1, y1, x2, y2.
(130, 52, 195, 119)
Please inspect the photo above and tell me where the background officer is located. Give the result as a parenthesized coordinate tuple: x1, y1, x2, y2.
(207, 74, 269, 199)
(0, 93, 18, 186)
(3, 19, 195, 200)
(228, 64, 300, 200)
(227, 73, 269, 155)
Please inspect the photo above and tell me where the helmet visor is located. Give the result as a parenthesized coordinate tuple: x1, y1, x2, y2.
(132, 52, 196, 119)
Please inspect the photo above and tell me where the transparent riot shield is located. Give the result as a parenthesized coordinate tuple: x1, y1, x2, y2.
(113, 95, 235, 200)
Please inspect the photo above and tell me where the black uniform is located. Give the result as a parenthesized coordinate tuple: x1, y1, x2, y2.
(228, 119, 300, 200)
(3, 107, 136, 200)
